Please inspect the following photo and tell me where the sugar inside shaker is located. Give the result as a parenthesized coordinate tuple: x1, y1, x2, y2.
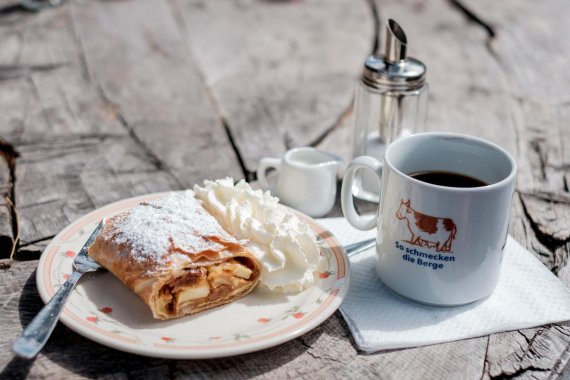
(352, 19, 428, 202)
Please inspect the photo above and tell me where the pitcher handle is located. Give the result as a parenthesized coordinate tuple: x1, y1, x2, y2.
(341, 156, 383, 230)
(257, 157, 282, 191)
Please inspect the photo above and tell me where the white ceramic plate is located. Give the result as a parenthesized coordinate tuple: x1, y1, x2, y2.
(36, 193, 350, 359)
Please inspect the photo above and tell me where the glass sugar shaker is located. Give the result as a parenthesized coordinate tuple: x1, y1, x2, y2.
(352, 19, 428, 202)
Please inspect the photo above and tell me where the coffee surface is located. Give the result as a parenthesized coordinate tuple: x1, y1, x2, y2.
(408, 171, 488, 188)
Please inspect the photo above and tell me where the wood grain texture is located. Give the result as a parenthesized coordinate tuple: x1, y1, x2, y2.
(69, 0, 244, 185)
(0, 0, 243, 245)
(173, 0, 374, 173)
(457, 0, 570, 273)
(0, 141, 15, 258)
(1, 0, 569, 378)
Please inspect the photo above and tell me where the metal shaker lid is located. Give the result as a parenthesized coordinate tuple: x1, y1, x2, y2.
(362, 19, 426, 90)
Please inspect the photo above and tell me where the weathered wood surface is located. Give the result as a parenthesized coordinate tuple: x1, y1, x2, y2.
(0, 138, 16, 259)
(1, 0, 569, 379)
(174, 0, 373, 173)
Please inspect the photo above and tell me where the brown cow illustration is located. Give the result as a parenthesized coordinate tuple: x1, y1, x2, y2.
(395, 199, 457, 253)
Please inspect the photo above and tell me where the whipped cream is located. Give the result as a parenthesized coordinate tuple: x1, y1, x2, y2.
(194, 178, 321, 293)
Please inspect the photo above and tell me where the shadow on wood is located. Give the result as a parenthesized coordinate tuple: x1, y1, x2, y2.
(0, 356, 34, 379)
(9, 264, 321, 378)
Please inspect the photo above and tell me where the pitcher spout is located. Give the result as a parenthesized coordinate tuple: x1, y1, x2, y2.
(313, 151, 343, 171)
(320, 152, 343, 167)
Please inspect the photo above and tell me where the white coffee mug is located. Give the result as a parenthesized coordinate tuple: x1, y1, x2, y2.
(341, 132, 517, 305)
(257, 147, 342, 217)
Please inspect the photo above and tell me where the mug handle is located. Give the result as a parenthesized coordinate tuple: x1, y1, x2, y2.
(341, 156, 383, 230)
(257, 158, 282, 191)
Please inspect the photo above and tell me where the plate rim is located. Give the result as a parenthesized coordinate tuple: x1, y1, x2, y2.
(36, 192, 351, 359)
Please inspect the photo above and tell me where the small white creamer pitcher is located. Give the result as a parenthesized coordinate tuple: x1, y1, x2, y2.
(257, 147, 342, 217)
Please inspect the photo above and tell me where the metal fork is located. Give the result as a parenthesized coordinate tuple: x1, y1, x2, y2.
(13, 221, 105, 359)
(345, 238, 376, 257)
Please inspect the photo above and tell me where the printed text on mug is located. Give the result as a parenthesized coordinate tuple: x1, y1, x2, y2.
(395, 241, 455, 270)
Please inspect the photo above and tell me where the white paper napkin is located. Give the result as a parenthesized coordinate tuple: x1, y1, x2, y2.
(318, 217, 570, 353)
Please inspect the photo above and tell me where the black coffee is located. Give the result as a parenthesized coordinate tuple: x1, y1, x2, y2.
(408, 171, 488, 188)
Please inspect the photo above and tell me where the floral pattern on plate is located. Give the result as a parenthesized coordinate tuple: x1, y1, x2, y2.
(36, 192, 350, 359)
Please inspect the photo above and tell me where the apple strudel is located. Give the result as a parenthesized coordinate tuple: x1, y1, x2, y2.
(88, 191, 261, 320)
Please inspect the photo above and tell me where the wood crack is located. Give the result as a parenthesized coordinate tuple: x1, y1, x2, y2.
(480, 336, 490, 380)
(448, 0, 496, 38)
(14, 133, 123, 147)
(517, 328, 544, 354)
(18, 235, 55, 248)
(519, 193, 569, 256)
(447, 1, 525, 162)
(530, 139, 547, 180)
(518, 190, 570, 205)
(365, 0, 381, 54)
(67, 3, 184, 190)
(298, 339, 346, 365)
(308, 101, 354, 148)
(165, 0, 251, 181)
(308, 0, 380, 150)
(543, 325, 570, 378)
(10, 248, 41, 261)
(489, 365, 549, 380)
(122, 117, 185, 189)
(0, 3, 24, 16)
(453, 0, 526, 164)
(0, 63, 68, 81)
(0, 0, 67, 16)
(0, 136, 19, 261)
(221, 118, 253, 181)
(486, 329, 552, 380)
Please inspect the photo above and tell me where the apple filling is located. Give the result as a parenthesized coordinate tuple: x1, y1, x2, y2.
(161, 258, 255, 314)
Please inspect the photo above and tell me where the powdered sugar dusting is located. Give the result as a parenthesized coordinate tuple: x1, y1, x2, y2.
(107, 191, 246, 266)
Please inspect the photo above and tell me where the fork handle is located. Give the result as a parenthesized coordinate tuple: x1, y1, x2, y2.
(13, 270, 83, 359)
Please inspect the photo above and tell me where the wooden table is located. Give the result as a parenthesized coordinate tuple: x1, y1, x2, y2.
(1, 0, 569, 378)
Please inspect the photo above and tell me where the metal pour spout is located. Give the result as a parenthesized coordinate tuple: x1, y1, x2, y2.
(379, 19, 408, 144)
(385, 19, 407, 62)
